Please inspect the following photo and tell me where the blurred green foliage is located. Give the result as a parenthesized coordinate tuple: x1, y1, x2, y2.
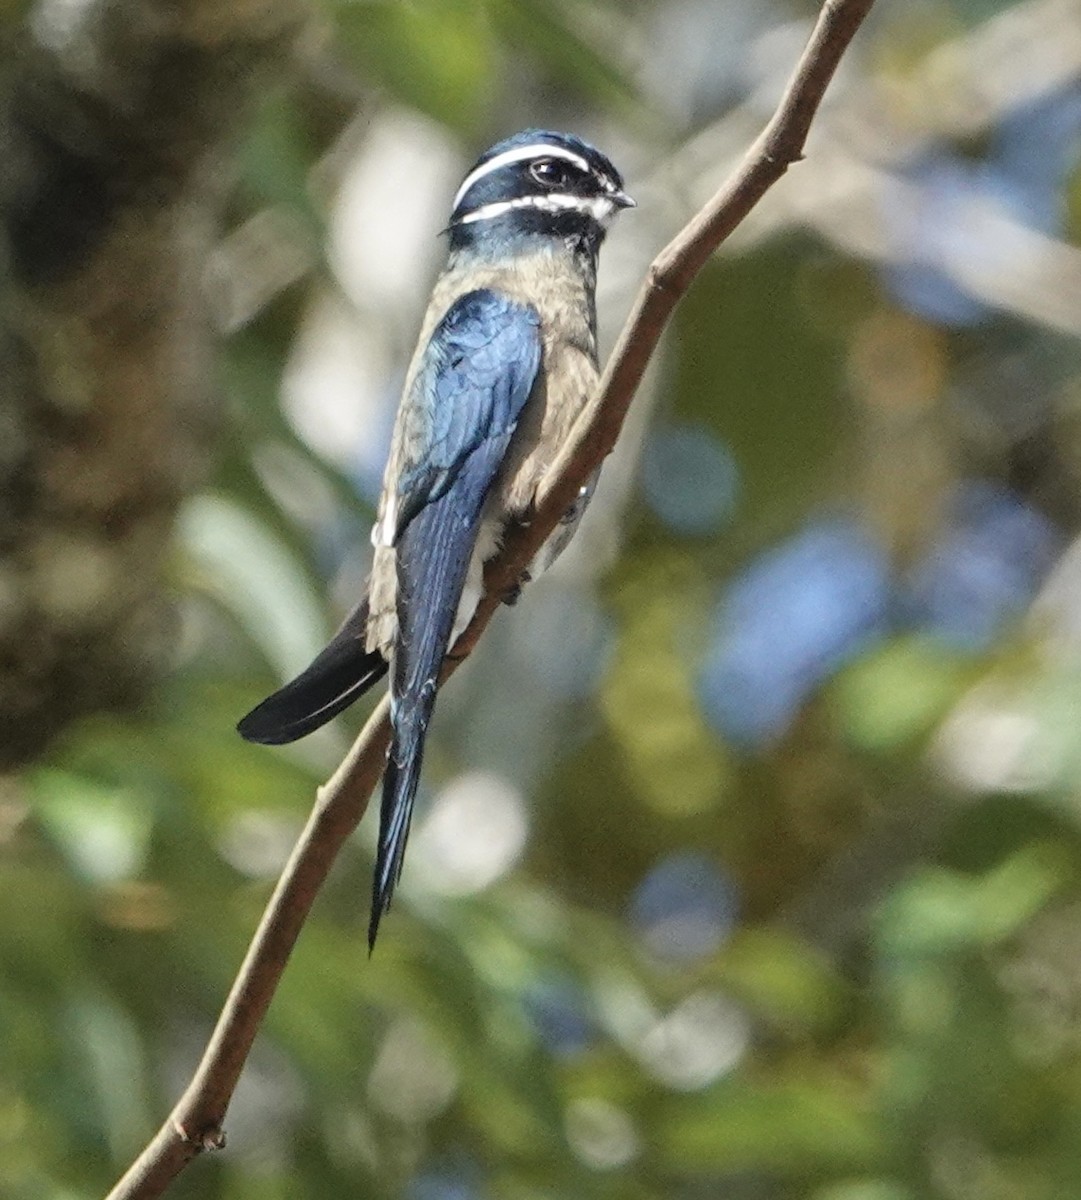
(7, 0, 1081, 1198)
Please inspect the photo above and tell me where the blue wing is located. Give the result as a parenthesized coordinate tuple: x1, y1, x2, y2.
(393, 292, 542, 531)
(370, 289, 542, 947)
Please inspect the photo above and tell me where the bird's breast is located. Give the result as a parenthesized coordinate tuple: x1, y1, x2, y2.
(443, 254, 599, 515)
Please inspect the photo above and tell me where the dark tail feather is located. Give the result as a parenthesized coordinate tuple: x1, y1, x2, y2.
(367, 707, 432, 949)
(237, 600, 388, 745)
(367, 438, 510, 949)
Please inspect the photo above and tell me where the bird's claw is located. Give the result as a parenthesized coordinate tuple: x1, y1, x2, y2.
(501, 570, 532, 606)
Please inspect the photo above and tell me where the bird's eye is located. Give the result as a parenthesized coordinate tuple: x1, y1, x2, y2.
(530, 158, 570, 189)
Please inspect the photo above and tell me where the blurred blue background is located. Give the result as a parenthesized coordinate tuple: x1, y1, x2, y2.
(9, 0, 1081, 1197)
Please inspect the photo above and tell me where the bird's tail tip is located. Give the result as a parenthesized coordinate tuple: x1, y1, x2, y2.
(366, 745, 423, 950)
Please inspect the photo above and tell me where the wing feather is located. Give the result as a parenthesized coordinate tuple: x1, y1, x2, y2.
(369, 289, 541, 946)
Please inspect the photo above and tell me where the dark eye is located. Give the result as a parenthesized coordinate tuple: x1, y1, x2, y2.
(530, 158, 570, 189)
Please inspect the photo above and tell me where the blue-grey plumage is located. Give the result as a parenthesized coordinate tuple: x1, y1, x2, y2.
(238, 130, 633, 948)
(367, 290, 541, 944)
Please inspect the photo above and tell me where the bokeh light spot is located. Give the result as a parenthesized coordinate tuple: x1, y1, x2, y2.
(640, 422, 740, 536)
(635, 990, 750, 1090)
(565, 1097, 639, 1170)
(630, 850, 739, 962)
(700, 519, 891, 746)
(411, 771, 528, 895)
(367, 1017, 457, 1123)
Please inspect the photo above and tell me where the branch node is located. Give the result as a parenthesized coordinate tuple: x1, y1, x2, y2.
(174, 1121, 226, 1152)
(646, 262, 673, 294)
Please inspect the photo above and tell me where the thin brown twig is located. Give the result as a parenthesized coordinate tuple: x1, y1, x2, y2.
(105, 2, 874, 1195)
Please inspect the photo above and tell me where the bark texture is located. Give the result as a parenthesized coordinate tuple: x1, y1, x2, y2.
(0, 1, 306, 766)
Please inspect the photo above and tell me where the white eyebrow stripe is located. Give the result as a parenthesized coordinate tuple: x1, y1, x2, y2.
(456, 192, 617, 226)
(452, 143, 591, 212)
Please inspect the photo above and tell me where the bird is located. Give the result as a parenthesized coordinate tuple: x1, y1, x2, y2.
(238, 130, 634, 947)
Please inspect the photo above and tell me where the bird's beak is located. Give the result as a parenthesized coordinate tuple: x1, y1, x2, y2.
(612, 189, 636, 209)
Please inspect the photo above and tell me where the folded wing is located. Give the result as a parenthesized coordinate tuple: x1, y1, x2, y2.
(370, 289, 542, 946)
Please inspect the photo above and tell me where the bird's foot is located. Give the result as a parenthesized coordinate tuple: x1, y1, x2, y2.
(501, 570, 532, 606)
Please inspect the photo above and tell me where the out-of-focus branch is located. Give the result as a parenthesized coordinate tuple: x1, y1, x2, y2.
(0, 0, 307, 767)
(105, 1, 875, 1196)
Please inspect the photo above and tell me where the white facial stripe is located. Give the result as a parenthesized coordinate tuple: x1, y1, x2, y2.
(452, 143, 591, 212)
(456, 192, 618, 226)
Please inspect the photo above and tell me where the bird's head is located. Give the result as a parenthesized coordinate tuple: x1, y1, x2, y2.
(446, 130, 634, 256)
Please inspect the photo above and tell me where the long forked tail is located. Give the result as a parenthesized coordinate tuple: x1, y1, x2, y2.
(237, 600, 388, 745)
(367, 448, 508, 949)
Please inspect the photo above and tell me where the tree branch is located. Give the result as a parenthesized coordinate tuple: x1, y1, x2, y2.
(106, 699, 391, 1196)
(105, 1, 874, 1195)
